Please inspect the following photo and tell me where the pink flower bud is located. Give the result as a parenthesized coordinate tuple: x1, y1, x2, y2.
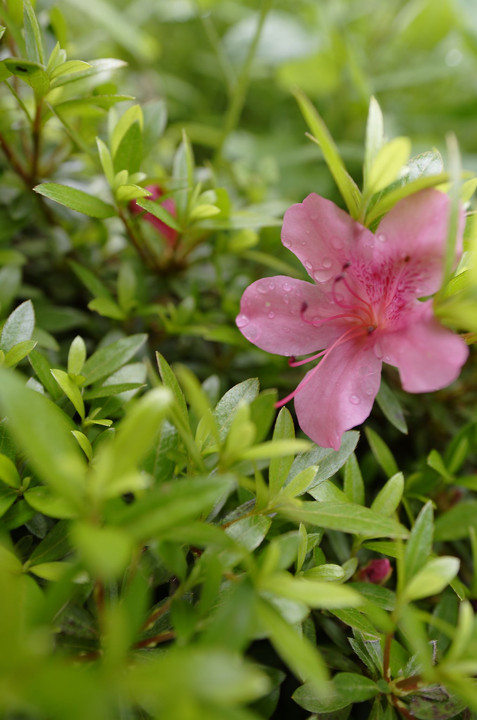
(130, 184, 178, 248)
(356, 558, 392, 585)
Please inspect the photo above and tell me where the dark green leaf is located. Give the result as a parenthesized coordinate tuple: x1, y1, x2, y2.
(33, 183, 115, 219)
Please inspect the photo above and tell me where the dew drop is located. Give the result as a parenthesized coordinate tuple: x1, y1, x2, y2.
(236, 314, 249, 328)
(283, 237, 292, 248)
(322, 257, 333, 268)
(257, 285, 268, 294)
(349, 394, 361, 405)
(331, 236, 343, 250)
(283, 296, 289, 304)
(283, 282, 292, 292)
(268, 311, 275, 319)
(377, 232, 387, 243)
(313, 266, 334, 282)
(268, 281, 275, 290)
(364, 384, 374, 396)
(245, 325, 259, 341)
(374, 341, 384, 359)
(305, 261, 313, 271)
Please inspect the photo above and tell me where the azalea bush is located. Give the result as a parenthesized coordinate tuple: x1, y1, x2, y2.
(1, 1, 477, 719)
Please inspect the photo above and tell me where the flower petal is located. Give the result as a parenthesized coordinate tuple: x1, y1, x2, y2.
(375, 189, 465, 296)
(293, 337, 382, 450)
(380, 302, 469, 393)
(237, 276, 345, 355)
(281, 194, 375, 285)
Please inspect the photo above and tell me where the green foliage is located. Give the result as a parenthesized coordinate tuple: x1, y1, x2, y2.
(0, 1, 476, 719)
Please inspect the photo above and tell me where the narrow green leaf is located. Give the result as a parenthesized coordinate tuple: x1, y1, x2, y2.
(134, 197, 182, 231)
(51, 369, 85, 420)
(49, 60, 91, 82)
(23, 0, 45, 65)
(376, 380, 408, 434)
(294, 673, 379, 713)
(404, 502, 434, 582)
(370, 472, 404, 517)
(365, 172, 449, 226)
(344, 453, 365, 505)
(279, 466, 318, 499)
(260, 572, 362, 609)
(33, 183, 115, 219)
(365, 427, 399, 477)
(82, 334, 147, 386)
(434, 501, 477, 541)
(88, 296, 125, 320)
(294, 90, 361, 216)
(257, 599, 328, 688)
(67, 336, 87, 376)
(24, 486, 79, 519)
(290, 431, 359, 490)
(71, 522, 132, 580)
(364, 96, 384, 184)
(239, 438, 310, 462)
(366, 137, 411, 195)
(214, 378, 260, 442)
(282, 501, 409, 539)
(0, 485, 17, 517)
(96, 137, 115, 186)
(71, 431, 92, 461)
(268, 407, 295, 498)
(113, 120, 143, 174)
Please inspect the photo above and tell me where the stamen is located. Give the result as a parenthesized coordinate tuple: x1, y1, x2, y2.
(338, 275, 374, 314)
(288, 349, 327, 367)
(275, 325, 368, 409)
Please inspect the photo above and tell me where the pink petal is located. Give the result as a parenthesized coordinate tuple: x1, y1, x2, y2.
(281, 194, 375, 285)
(237, 276, 346, 356)
(375, 189, 465, 297)
(293, 336, 382, 450)
(380, 302, 469, 393)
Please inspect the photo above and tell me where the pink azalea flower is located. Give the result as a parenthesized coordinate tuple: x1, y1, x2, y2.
(356, 558, 392, 585)
(130, 184, 178, 247)
(236, 189, 469, 450)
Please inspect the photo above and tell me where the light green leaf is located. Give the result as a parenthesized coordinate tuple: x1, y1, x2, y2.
(33, 183, 115, 219)
(279, 466, 318, 500)
(403, 556, 460, 602)
(344, 453, 365, 505)
(269, 407, 295, 498)
(71, 431, 92, 461)
(134, 197, 182, 232)
(404, 502, 434, 582)
(0, 453, 21, 488)
(225, 515, 272, 552)
(71, 522, 133, 580)
(294, 90, 361, 217)
(111, 104, 143, 156)
(23, 0, 45, 65)
(82, 334, 147, 386)
(49, 60, 92, 83)
(366, 137, 411, 195)
(51, 369, 85, 420)
(96, 137, 115, 185)
(0, 368, 86, 503)
(365, 172, 449, 226)
(282, 501, 409, 539)
(0, 300, 35, 353)
(3, 340, 37, 368)
(24, 486, 79, 519)
(88, 296, 125, 320)
(260, 572, 361, 608)
(370, 472, 404, 517)
(238, 438, 311, 462)
(364, 96, 384, 184)
(67, 336, 87, 376)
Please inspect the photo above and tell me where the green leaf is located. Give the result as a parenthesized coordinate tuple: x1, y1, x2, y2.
(294, 673, 379, 713)
(366, 137, 411, 196)
(376, 380, 408, 434)
(71, 431, 92, 460)
(260, 572, 362, 609)
(403, 556, 460, 602)
(3, 340, 37, 368)
(88, 296, 125, 320)
(69, 260, 112, 299)
(279, 466, 318, 499)
(29, 519, 71, 565)
(282, 501, 409, 539)
(33, 183, 115, 219)
(434, 500, 477, 541)
(0, 300, 35, 352)
(172, 129, 194, 219)
(111, 104, 143, 156)
(0, 485, 17, 517)
(71, 522, 133, 580)
(404, 502, 434, 582)
(290, 431, 359, 490)
(294, 89, 361, 217)
(82, 334, 147, 386)
(365, 172, 449, 226)
(268, 407, 295, 498)
(370, 472, 404, 517)
(364, 96, 384, 184)
(113, 120, 143, 174)
(225, 515, 272, 552)
(365, 427, 399, 477)
(156, 352, 189, 426)
(23, 0, 45, 65)
(49, 60, 92, 85)
(344, 453, 365, 505)
(3, 58, 49, 95)
(238, 438, 311, 462)
(134, 197, 182, 232)
(28, 349, 62, 399)
(214, 378, 260, 443)
(0, 453, 21, 488)
(67, 336, 87, 376)
(114, 475, 235, 541)
(257, 598, 328, 688)
(0, 368, 86, 504)
(24, 486, 79, 519)
(96, 137, 115, 186)
(51, 369, 85, 420)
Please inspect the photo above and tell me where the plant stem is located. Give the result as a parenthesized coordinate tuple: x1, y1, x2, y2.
(215, 0, 273, 160)
(31, 99, 43, 183)
(118, 207, 158, 270)
(0, 129, 31, 185)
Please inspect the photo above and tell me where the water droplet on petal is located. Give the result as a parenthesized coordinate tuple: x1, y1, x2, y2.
(374, 341, 384, 359)
(305, 261, 313, 271)
(245, 325, 259, 341)
(268, 281, 275, 290)
(283, 295, 289, 304)
(283, 237, 292, 248)
(257, 285, 268, 294)
(313, 266, 334, 282)
(331, 236, 344, 250)
(283, 282, 292, 292)
(377, 233, 387, 243)
(268, 311, 275, 319)
(349, 394, 361, 405)
(236, 314, 249, 328)
(323, 257, 333, 268)
(365, 384, 375, 396)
